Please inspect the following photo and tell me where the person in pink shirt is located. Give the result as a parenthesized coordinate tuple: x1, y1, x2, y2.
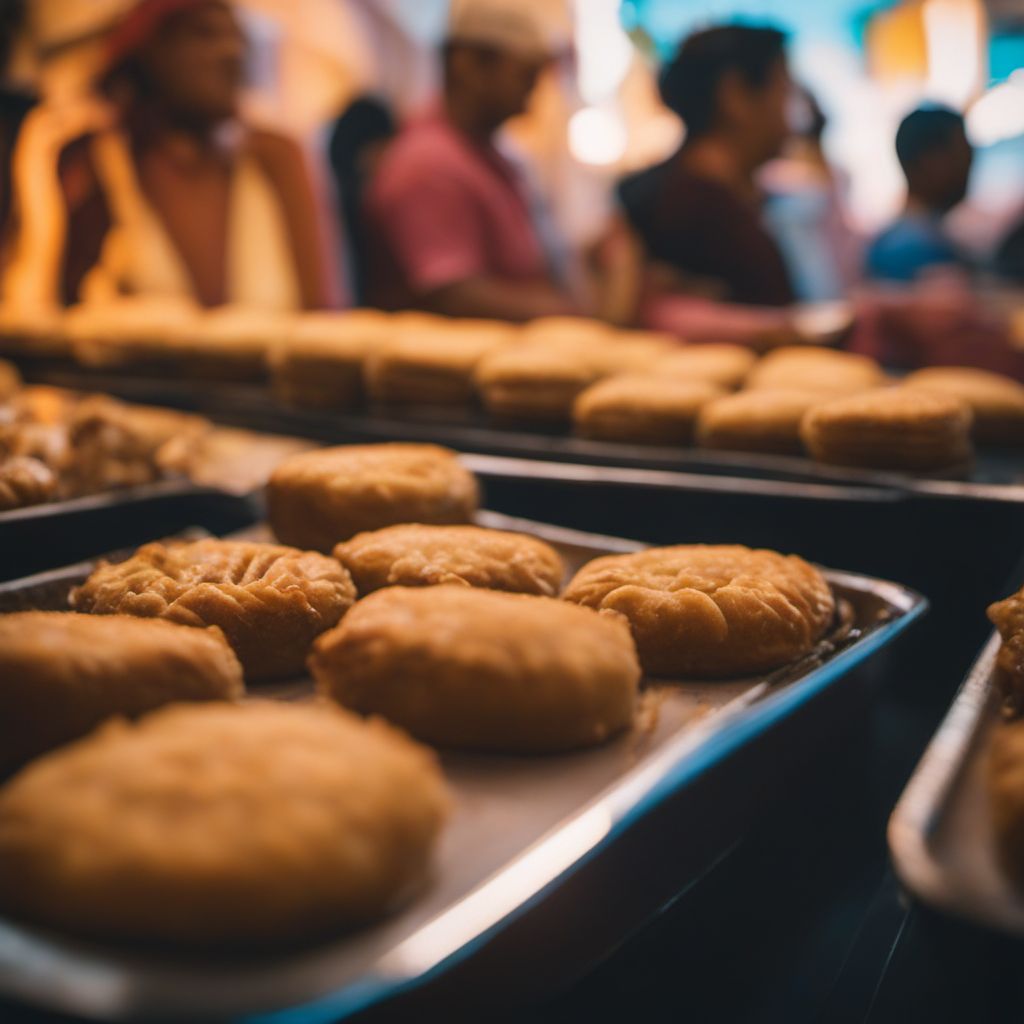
(363, 1, 576, 321)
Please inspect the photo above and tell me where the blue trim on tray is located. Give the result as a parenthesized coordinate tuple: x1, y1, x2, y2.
(244, 596, 928, 1024)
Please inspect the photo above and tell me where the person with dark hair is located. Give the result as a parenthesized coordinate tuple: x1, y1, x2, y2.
(363, 0, 575, 320)
(865, 105, 973, 283)
(616, 23, 795, 307)
(328, 95, 395, 307)
(12, 0, 333, 308)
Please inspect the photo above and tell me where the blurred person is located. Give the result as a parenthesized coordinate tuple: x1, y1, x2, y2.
(0, 0, 31, 234)
(616, 24, 795, 308)
(12, 0, 332, 309)
(865, 105, 974, 284)
(363, 0, 576, 321)
(761, 88, 861, 302)
(327, 94, 395, 307)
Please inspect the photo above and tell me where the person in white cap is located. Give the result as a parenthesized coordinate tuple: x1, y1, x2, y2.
(363, 0, 577, 321)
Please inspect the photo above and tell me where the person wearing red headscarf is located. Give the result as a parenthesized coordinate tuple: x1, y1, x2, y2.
(25, 0, 334, 308)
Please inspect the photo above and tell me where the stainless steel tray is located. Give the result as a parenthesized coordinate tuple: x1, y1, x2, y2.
(0, 480, 258, 582)
(0, 512, 925, 1022)
(17, 364, 1024, 503)
(888, 632, 1024, 932)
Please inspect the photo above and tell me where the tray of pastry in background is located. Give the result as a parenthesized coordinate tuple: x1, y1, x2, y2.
(0, 507, 925, 1023)
(17, 319, 1024, 503)
(889, 604, 1024, 932)
(0, 377, 312, 579)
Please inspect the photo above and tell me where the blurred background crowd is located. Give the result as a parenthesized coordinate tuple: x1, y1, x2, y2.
(3, 0, 1024, 373)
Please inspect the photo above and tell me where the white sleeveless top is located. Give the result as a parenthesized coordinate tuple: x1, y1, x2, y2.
(80, 129, 301, 310)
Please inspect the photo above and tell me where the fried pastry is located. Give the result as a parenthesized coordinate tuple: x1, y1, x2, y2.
(988, 719, 1024, 887)
(0, 702, 449, 945)
(474, 344, 600, 420)
(573, 374, 724, 444)
(988, 587, 1024, 710)
(904, 367, 1024, 445)
(0, 456, 57, 510)
(521, 316, 615, 346)
(71, 539, 355, 682)
(66, 394, 210, 495)
(311, 585, 639, 752)
(0, 612, 242, 775)
(268, 309, 391, 409)
(650, 344, 758, 389)
(745, 346, 886, 394)
(696, 389, 823, 455)
(334, 523, 564, 596)
(366, 320, 513, 405)
(267, 443, 479, 552)
(800, 387, 973, 470)
(563, 544, 835, 677)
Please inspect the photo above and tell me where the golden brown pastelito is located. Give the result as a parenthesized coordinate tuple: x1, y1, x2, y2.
(0, 456, 57, 510)
(563, 545, 835, 677)
(696, 389, 823, 455)
(988, 587, 1024, 711)
(573, 374, 725, 444)
(71, 539, 355, 682)
(0, 702, 449, 946)
(311, 585, 639, 753)
(267, 443, 479, 552)
(904, 366, 1024, 445)
(335, 523, 564, 596)
(365, 319, 514, 406)
(474, 344, 600, 420)
(649, 344, 758, 389)
(745, 345, 886, 394)
(0, 612, 242, 775)
(268, 309, 391, 409)
(800, 387, 973, 470)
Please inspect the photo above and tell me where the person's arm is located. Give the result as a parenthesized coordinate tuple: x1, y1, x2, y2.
(250, 129, 337, 310)
(423, 275, 575, 321)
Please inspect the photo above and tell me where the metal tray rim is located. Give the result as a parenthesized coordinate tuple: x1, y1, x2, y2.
(0, 523, 928, 1023)
(887, 632, 1005, 924)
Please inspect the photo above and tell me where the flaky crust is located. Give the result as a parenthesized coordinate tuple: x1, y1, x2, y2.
(71, 539, 355, 682)
(562, 545, 835, 677)
(311, 585, 639, 752)
(0, 456, 57, 510)
(696, 389, 823, 455)
(988, 720, 1024, 887)
(334, 524, 564, 596)
(573, 374, 724, 444)
(267, 443, 480, 552)
(65, 394, 210, 495)
(988, 589, 1024, 710)
(0, 612, 242, 774)
(800, 387, 973, 470)
(650, 344, 758, 389)
(904, 367, 1024, 445)
(745, 346, 886, 393)
(0, 702, 450, 946)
